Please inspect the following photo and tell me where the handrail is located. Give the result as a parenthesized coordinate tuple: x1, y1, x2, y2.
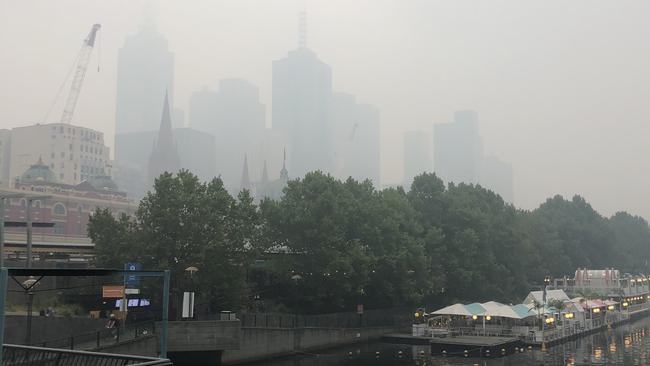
(38, 320, 156, 350)
(2, 343, 171, 365)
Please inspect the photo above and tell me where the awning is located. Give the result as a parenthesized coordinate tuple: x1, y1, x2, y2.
(431, 303, 473, 316)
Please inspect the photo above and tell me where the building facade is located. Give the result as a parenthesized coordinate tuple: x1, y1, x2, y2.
(272, 46, 334, 178)
(1, 159, 136, 259)
(404, 130, 433, 189)
(433, 110, 483, 185)
(9, 123, 111, 186)
(189, 79, 265, 190)
(115, 25, 174, 136)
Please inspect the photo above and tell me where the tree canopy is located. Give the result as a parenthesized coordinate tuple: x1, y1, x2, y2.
(89, 170, 650, 314)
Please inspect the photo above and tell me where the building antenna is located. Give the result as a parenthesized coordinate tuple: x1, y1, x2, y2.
(298, 11, 307, 49)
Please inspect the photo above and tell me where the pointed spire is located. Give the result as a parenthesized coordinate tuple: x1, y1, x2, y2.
(280, 148, 289, 181)
(298, 11, 307, 49)
(158, 91, 174, 147)
(148, 90, 181, 184)
(261, 160, 269, 184)
(240, 155, 251, 191)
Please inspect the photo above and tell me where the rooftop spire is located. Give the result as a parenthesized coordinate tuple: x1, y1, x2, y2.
(157, 90, 174, 147)
(298, 11, 307, 49)
(240, 155, 251, 191)
(261, 160, 269, 184)
(280, 148, 288, 181)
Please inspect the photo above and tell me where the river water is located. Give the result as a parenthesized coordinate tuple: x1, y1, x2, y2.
(248, 317, 650, 366)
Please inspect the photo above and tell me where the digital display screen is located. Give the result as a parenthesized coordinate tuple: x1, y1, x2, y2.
(114, 299, 151, 308)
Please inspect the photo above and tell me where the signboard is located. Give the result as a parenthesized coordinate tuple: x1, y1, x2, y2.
(357, 304, 364, 315)
(102, 285, 124, 299)
(124, 263, 141, 287)
(182, 292, 195, 319)
(125, 288, 140, 295)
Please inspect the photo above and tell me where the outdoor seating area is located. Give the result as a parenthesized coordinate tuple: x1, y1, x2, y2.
(420, 289, 648, 344)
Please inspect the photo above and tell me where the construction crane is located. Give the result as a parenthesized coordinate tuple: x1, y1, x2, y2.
(59, 23, 101, 124)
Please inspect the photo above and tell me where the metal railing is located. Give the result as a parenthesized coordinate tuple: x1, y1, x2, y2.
(234, 308, 411, 329)
(2, 344, 171, 366)
(38, 321, 156, 351)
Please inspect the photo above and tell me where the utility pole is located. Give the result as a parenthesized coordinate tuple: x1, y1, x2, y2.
(25, 195, 50, 268)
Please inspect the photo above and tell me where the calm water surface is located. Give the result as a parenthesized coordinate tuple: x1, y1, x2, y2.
(249, 317, 650, 365)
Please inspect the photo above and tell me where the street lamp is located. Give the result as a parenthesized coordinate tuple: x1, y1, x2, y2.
(291, 274, 302, 314)
(25, 195, 51, 268)
(183, 266, 199, 320)
(22, 276, 38, 345)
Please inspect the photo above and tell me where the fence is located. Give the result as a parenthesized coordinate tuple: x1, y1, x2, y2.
(2, 344, 171, 366)
(36, 321, 156, 351)
(229, 308, 411, 329)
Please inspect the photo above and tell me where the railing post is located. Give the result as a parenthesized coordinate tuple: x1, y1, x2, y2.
(96, 331, 100, 348)
(160, 269, 170, 358)
(69, 336, 74, 350)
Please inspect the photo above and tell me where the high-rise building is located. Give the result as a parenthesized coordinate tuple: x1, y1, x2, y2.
(482, 156, 514, 203)
(9, 123, 111, 186)
(115, 25, 174, 136)
(433, 110, 514, 201)
(0, 130, 12, 186)
(272, 34, 333, 178)
(433, 110, 483, 185)
(331, 93, 380, 186)
(148, 93, 181, 184)
(403, 130, 433, 188)
(189, 79, 265, 190)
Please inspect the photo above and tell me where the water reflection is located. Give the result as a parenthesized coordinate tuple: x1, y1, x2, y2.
(248, 317, 650, 365)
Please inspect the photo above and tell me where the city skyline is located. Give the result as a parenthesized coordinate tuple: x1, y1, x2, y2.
(2, 1, 650, 218)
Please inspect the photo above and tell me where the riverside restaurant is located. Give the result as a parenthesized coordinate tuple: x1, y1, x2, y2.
(420, 288, 648, 345)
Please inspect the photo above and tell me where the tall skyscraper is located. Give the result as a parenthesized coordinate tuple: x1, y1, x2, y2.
(272, 16, 333, 178)
(331, 93, 380, 186)
(433, 110, 483, 185)
(403, 130, 433, 188)
(115, 25, 174, 138)
(482, 155, 514, 203)
(189, 79, 265, 190)
(148, 93, 180, 184)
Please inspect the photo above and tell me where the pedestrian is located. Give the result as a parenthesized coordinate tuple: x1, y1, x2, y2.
(106, 314, 121, 339)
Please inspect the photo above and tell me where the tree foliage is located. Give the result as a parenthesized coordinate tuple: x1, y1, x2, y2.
(89, 170, 650, 314)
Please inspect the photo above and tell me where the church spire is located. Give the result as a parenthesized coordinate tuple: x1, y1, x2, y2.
(148, 90, 180, 184)
(261, 160, 269, 184)
(280, 148, 289, 181)
(240, 155, 251, 191)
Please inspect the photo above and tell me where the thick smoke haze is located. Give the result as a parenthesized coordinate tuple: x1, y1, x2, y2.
(1, 0, 649, 218)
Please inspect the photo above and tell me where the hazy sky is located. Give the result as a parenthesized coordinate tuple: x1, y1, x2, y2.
(1, 0, 649, 219)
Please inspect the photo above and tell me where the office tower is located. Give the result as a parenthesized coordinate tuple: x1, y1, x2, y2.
(331, 93, 380, 186)
(433, 110, 483, 185)
(115, 25, 174, 137)
(272, 17, 334, 178)
(482, 155, 514, 203)
(404, 130, 433, 188)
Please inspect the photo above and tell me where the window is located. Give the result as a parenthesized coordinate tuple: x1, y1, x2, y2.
(59, 126, 63, 133)
(59, 173, 64, 180)
(60, 152, 65, 158)
(52, 203, 66, 215)
(51, 152, 55, 158)
(33, 200, 41, 208)
(69, 144, 73, 151)
(54, 223, 65, 235)
(80, 145, 83, 152)
(69, 154, 73, 161)
(60, 162, 64, 168)
(74, 172, 77, 180)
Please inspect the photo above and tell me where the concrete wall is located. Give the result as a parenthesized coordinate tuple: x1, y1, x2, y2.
(165, 320, 240, 352)
(96, 335, 158, 357)
(4, 315, 106, 345)
(221, 326, 397, 365)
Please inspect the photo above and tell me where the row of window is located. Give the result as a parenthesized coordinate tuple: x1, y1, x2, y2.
(51, 125, 101, 140)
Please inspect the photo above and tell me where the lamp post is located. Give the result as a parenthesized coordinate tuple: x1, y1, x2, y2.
(183, 266, 198, 320)
(291, 274, 302, 314)
(542, 276, 551, 351)
(25, 195, 50, 268)
(22, 276, 38, 345)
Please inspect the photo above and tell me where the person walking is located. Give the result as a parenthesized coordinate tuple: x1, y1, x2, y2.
(106, 313, 121, 340)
